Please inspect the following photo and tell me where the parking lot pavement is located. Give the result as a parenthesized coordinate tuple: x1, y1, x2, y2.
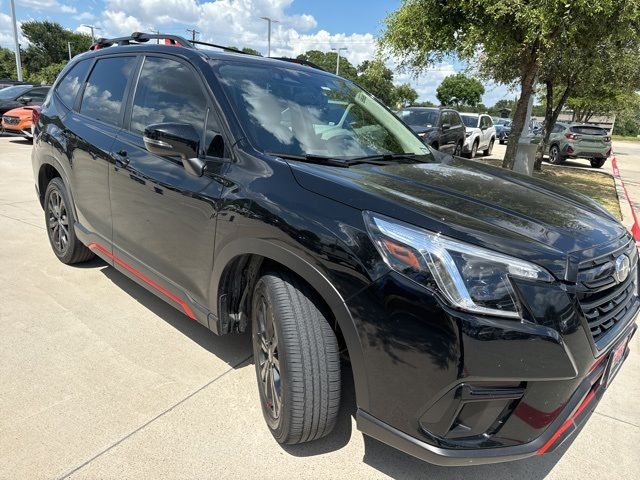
(1, 135, 639, 479)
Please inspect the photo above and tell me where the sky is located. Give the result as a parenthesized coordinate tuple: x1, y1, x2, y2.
(0, 0, 513, 105)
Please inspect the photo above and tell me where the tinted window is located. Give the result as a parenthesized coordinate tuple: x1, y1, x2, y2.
(570, 125, 607, 136)
(131, 57, 209, 137)
(397, 109, 439, 127)
(80, 56, 135, 126)
(460, 115, 477, 128)
(552, 124, 565, 133)
(55, 60, 90, 108)
(0, 84, 31, 100)
(450, 112, 462, 126)
(20, 87, 49, 102)
(484, 116, 493, 127)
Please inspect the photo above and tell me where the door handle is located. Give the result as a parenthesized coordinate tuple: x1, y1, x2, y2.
(114, 149, 130, 167)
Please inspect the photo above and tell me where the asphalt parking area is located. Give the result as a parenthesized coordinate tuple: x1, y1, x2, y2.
(1, 136, 639, 479)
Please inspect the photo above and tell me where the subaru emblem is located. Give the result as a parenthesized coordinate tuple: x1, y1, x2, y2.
(614, 255, 631, 283)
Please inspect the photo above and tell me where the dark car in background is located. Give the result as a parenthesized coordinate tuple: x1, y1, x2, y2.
(0, 84, 50, 116)
(396, 107, 465, 155)
(492, 117, 511, 144)
(32, 33, 637, 467)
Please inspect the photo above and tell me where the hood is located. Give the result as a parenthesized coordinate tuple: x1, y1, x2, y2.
(288, 152, 626, 278)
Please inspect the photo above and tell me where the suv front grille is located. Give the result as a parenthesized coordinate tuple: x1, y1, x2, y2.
(577, 239, 638, 349)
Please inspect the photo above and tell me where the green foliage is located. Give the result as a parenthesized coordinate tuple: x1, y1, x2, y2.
(381, 0, 640, 169)
(228, 46, 263, 56)
(356, 59, 396, 105)
(27, 62, 67, 85)
(435, 73, 484, 107)
(0, 47, 17, 79)
(21, 21, 91, 75)
(296, 50, 358, 80)
(394, 83, 418, 106)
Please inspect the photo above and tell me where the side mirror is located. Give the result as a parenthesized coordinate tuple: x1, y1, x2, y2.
(441, 123, 451, 130)
(144, 123, 204, 176)
(19, 97, 32, 105)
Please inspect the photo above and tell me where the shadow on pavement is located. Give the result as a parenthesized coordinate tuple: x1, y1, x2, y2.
(97, 262, 252, 367)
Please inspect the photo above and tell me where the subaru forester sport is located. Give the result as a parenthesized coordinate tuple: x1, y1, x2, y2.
(32, 33, 637, 466)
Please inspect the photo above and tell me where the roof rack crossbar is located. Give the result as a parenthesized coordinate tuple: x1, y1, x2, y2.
(189, 40, 249, 55)
(90, 32, 194, 50)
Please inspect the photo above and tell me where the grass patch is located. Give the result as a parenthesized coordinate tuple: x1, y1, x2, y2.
(612, 135, 640, 142)
(475, 158, 621, 220)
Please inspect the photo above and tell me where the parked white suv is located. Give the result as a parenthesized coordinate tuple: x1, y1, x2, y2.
(460, 113, 496, 158)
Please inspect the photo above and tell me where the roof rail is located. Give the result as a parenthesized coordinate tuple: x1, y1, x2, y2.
(89, 32, 254, 56)
(269, 57, 326, 71)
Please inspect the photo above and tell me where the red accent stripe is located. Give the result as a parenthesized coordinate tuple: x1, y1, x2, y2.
(88, 242, 196, 320)
(536, 389, 597, 455)
(612, 156, 640, 245)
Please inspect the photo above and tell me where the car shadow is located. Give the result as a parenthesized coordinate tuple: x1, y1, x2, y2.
(95, 260, 252, 368)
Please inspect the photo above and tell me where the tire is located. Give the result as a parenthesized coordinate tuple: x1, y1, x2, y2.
(465, 140, 478, 159)
(252, 270, 341, 445)
(548, 145, 564, 165)
(44, 178, 94, 264)
(453, 141, 462, 156)
(483, 138, 495, 156)
(590, 158, 606, 168)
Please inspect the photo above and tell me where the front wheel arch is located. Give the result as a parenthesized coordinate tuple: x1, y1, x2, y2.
(211, 239, 371, 411)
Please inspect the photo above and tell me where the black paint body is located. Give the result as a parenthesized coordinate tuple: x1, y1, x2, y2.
(31, 44, 638, 466)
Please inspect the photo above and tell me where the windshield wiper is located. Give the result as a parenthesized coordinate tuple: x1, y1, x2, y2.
(266, 152, 351, 167)
(266, 152, 425, 168)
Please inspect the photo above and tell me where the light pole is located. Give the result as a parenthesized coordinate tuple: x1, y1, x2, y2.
(9, 0, 22, 81)
(260, 16, 279, 57)
(331, 47, 348, 75)
(186, 28, 200, 42)
(81, 24, 101, 43)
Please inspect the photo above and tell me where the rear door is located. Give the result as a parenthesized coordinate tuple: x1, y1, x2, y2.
(63, 55, 137, 246)
(109, 55, 229, 319)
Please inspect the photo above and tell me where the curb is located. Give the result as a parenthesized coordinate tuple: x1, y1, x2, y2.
(611, 156, 640, 244)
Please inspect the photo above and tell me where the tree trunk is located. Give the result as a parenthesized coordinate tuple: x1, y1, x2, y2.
(502, 58, 539, 169)
(533, 83, 572, 170)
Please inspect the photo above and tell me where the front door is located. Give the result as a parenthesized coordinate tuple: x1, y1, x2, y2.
(109, 55, 229, 316)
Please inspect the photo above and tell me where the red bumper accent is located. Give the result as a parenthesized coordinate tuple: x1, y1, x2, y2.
(88, 243, 196, 320)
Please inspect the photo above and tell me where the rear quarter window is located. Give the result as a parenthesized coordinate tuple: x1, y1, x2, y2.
(55, 60, 91, 108)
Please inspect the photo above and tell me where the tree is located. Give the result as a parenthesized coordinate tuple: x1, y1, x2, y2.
(436, 73, 484, 107)
(381, 0, 640, 170)
(0, 47, 17, 79)
(28, 62, 67, 84)
(356, 59, 397, 106)
(296, 50, 358, 81)
(21, 21, 91, 75)
(394, 83, 418, 106)
(228, 46, 263, 56)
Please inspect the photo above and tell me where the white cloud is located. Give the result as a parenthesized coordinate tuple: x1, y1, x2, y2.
(74, 12, 96, 22)
(17, 0, 76, 14)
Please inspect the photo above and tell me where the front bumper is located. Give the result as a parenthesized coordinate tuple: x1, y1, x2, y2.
(347, 268, 638, 465)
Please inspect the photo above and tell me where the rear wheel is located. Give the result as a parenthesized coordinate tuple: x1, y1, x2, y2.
(548, 145, 564, 165)
(590, 158, 606, 168)
(483, 138, 495, 156)
(252, 270, 341, 444)
(44, 178, 94, 264)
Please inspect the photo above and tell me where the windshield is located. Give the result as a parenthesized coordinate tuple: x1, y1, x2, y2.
(460, 115, 478, 128)
(0, 85, 31, 100)
(397, 109, 438, 128)
(215, 63, 428, 158)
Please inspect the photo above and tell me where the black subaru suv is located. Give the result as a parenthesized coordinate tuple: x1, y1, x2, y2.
(32, 33, 637, 466)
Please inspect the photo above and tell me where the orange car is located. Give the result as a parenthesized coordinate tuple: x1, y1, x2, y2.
(1, 105, 41, 140)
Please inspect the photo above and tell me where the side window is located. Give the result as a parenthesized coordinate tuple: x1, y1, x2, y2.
(20, 87, 49, 102)
(552, 124, 564, 134)
(80, 56, 136, 126)
(485, 116, 493, 127)
(130, 56, 215, 154)
(55, 60, 91, 108)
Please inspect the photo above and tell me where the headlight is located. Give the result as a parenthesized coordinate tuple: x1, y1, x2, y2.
(364, 212, 553, 318)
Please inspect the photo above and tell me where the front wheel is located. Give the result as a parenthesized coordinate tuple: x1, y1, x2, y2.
(590, 158, 606, 168)
(44, 178, 94, 264)
(252, 270, 341, 444)
(548, 145, 564, 165)
(465, 140, 478, 159)
(453, 141, 462, 156)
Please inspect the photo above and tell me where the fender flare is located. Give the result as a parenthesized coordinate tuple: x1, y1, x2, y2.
(211, 237, 370, 411)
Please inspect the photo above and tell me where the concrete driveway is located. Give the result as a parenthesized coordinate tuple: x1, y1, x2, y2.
(1, 135, 639, 479)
